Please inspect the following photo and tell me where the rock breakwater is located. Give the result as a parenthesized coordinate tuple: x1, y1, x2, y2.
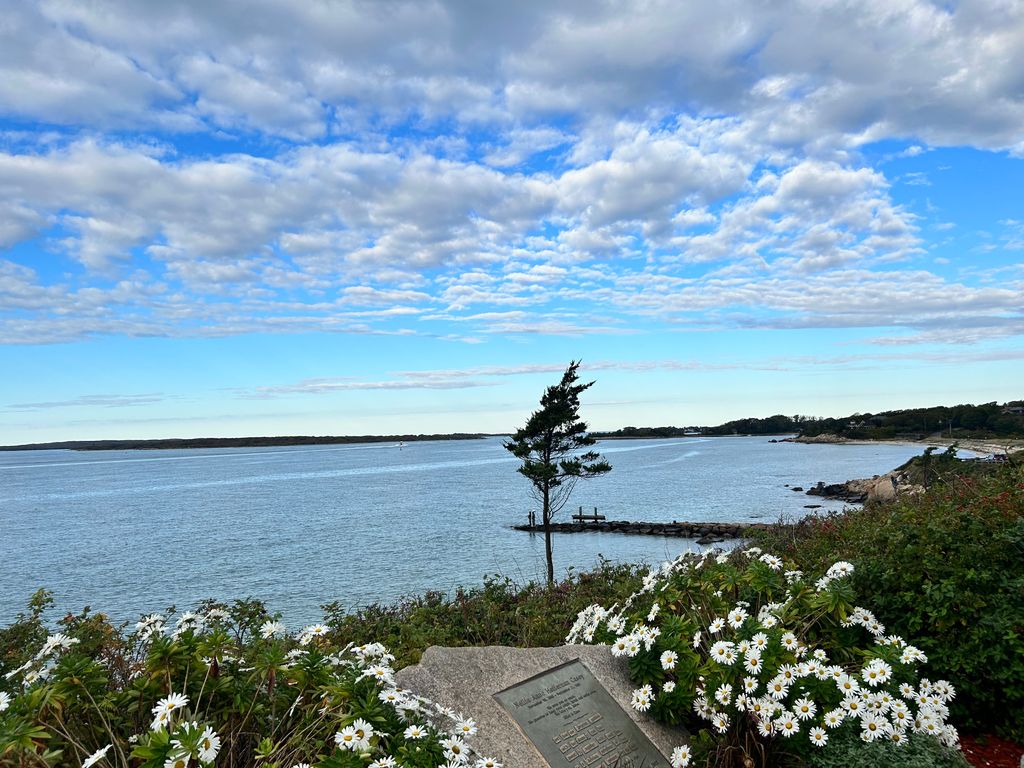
(512, 520, 771, 544)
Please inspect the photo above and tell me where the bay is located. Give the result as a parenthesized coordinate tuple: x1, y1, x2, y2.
(0, 436, 926, 625)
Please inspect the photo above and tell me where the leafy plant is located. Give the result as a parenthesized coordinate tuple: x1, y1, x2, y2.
(0, 604, 500, 768)
(570, 548, 961, 768)
(754, 464, 1024, 739)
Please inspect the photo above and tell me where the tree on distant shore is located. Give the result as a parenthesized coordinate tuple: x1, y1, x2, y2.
(505, 361, 611, 584)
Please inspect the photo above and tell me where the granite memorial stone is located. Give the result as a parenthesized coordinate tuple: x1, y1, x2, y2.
(494, 659, 670, 768)
(394, 645, 686, 768)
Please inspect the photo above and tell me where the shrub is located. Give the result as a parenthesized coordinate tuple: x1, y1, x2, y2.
(754, 464, 1024, 739)
(0, 603, 500, 768)
(805, 728, 970, 768)
(570, 548, 961, 768)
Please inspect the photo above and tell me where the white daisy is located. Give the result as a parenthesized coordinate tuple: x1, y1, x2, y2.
(670, 745, 691, 768)
(403, 724, 426, 739)
(198, 726, 220, 762)
(335, 726, 359, 750)
(82, 745, 112, 768)
(809, 726, 828, 747)
(259, 620, 286, 639)
(455, 717, 478, 736)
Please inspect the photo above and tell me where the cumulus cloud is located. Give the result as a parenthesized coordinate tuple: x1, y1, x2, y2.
(0, 0, 1022, 353)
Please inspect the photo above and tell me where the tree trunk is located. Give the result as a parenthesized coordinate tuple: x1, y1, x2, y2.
(543, 483, 554, 584)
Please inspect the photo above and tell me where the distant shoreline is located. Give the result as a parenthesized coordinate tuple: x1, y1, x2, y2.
(0, 433, 496, 452)
(780, 433, 1023, 455)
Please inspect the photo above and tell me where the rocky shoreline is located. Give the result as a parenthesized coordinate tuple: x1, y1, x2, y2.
(779, 433, 1023, 456)
(797, 469, 920, 504)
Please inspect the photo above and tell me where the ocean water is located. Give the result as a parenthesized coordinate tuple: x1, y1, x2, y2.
(0, 436, 927, 625)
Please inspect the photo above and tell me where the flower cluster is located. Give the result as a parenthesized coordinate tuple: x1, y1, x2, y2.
(569, 547, 961, 766)
(2, 631, 79, 686)
(1, 604, 501, 768)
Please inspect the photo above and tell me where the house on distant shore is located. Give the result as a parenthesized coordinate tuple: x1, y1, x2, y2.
(1003, 406, 1024, 415)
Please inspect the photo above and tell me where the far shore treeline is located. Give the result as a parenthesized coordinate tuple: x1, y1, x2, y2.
(594, 398, 1024, 441)
(4, 398, 1022, 451)
(0, 433, 491, 452)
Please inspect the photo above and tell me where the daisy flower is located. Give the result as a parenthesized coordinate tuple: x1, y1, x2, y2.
(714, 684, 732, 706)
(774, 712, 799, 737)
(743, 650, 762, 674)
(0, 691, 10, 712)
(82, 745, 112, 768)
(767, 678, 789, 700)
(660, 650, 678, 670)
(662, 680, 676, 693)
(335, 726, 359, 750)
(759, 554, 783, 570)
(860, 713, 889, 741)
(794, 697, 817, 721)
(708, 618, 726, 634)
(151, 692, 188, 729)
(352, 718, 374, 748)
(727, 607, 748, 628)
(455, 718, 478, 736)
(441, 736, 468, 761)
(369, 759, 396, 768)
(198, 726, 220, 762)
(809, 727, 828, 747)
(670, 745, 691, 768)
(709, 641, 735, 664)
(631, 685, 653, 712)
(403, 724, 427, 739)
(823, 709, 845, 728)
(259, 620, 286, 639)
(474, 759, 501, 768)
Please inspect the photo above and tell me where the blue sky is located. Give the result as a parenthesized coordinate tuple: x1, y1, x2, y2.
(1, 1, 1022, 443)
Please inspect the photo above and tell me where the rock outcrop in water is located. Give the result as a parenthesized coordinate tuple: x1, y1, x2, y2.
(806, 469, 925, 503)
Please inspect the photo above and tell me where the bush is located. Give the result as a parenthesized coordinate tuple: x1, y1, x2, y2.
(570, 548, 960, 768)
(320, 559, 645, 666)
(0, 562, 644, 767)
(754, 465, 1024, 740)
(805, 728, 970, 768)
(0, 603, 501, 768)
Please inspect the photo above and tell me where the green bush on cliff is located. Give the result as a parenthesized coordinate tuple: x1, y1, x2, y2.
(754, 464, 1024, 740)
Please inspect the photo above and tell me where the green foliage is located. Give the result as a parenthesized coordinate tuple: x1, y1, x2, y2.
(0, 563, 642, 767)
(321, 559, 645, 667)
(796, 400, 1024, 440)
(572, 549, 959, 768)
(0, 602, 504, 768)
(805, 728, 970, 768)
(754, 464, 1024, 740)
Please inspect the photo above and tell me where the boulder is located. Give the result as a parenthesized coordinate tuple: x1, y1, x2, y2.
(395, 645, 686, 767)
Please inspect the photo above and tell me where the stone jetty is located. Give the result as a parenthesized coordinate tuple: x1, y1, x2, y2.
(512, 519, 771, 544)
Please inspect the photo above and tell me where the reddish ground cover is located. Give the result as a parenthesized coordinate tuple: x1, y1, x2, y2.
(960, 734, 1023, 768)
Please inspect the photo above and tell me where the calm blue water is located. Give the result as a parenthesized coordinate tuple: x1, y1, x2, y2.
(0, 436, 927, 625)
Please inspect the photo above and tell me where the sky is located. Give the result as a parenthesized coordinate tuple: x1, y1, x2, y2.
(1, 0, 1023, 444)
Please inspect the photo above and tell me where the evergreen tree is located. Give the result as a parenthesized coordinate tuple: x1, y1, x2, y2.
(505, 361, 611, 584)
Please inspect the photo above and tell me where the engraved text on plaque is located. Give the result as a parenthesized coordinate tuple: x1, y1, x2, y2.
(493, 659, 671, 768)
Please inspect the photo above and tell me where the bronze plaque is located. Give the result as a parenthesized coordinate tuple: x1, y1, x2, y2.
(494, 659, 671, 768)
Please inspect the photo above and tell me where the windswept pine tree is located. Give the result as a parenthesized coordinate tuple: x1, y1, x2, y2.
(505, 361, 611, 584)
